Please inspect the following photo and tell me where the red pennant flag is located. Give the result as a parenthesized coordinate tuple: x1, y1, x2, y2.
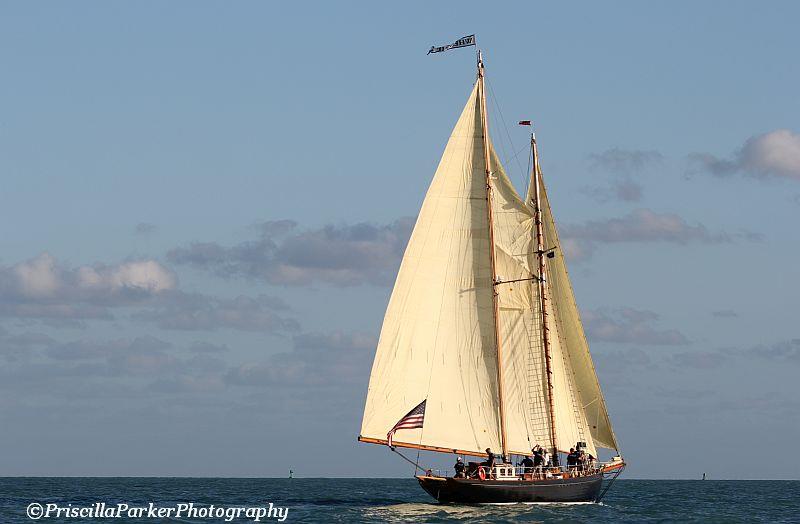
(518, 120, 532, 126)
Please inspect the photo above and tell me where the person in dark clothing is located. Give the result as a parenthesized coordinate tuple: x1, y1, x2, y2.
(577, 449, 587, 471)
(586, 453, 596, 470)
(566, 447, 578, 469)
(481, 448, 497, 479)
(532, 447, 544, 470)
(453, 457, 466, 478)
(484, 448, 496, 468)
(518, 455, 534, 475)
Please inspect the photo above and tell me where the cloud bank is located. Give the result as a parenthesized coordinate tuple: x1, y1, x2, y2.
(226, 331, 376, 389)
(0, 253, 177, 321)
(689, 129, 800, 181)
(584, 307, 689, 345)
(560, 208, 740, 262)
(168, 218, 414, 286)
(133, 292, 299, 333)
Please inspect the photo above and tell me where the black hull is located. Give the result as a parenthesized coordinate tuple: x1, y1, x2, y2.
(417, 474, 603, 503)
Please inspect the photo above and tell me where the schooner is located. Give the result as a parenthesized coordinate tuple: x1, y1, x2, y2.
(359, 41, 625, 503)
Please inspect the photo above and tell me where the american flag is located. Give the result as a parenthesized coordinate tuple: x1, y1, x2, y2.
(387, 399, 426, 447)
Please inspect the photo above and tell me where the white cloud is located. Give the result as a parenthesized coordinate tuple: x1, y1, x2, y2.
(78, 260, 176, 293)
(13, 253, 61, 298)
(689, 129, 800, 180)
(0, 253, 177, 321)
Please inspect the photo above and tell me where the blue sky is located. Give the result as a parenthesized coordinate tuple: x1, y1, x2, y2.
(1, 2, 799, 479)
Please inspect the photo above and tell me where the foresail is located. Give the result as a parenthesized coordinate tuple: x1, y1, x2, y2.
(489, 145, 595, 456)
(360, 83, 502, 454)
(527, 177, 620, 452)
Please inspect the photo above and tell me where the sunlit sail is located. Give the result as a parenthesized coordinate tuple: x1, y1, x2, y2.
(358, 41, 624, 504)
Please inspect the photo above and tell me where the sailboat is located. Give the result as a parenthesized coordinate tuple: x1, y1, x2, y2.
(358, 47, 625, 504)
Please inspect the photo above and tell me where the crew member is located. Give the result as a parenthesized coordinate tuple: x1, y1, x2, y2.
(566, 448, 578, 470)
(587, 453, 596, 470)
(484, 448, 496, 468)
(482, 448, 497, 479)
(453, 457, 466, 478)
(519, 455, 534, 475)
(532, 447, 544, 472)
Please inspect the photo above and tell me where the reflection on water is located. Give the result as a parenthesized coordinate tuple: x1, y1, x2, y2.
(361, 501, 604, 523)
(364, 503, 484, 522)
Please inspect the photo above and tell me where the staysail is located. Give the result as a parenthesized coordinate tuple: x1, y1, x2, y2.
(360, 76, 617, 458)
(527, 178, 620, 452)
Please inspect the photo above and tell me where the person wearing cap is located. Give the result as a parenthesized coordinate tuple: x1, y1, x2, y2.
(453, 456, 466, 478)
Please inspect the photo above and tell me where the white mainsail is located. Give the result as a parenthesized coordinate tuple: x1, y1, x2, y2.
(360, 76, 617, 458)
(360, 82, 502, 454)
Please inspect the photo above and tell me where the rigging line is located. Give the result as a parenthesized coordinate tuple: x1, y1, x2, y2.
(529, 265, 551, 448)
(390, 446, 427, 475)
(485, 78, 514, 166)
(486, 77, 527, 193)
(506, 143, 532, 167)
(508, 313, 535, 450)
(525, 142, 533, 199)
(486, 84, 510, 176)
(597, 466, 625, 502)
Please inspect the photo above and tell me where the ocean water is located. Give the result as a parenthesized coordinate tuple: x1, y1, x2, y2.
(1, 478, 798, 523)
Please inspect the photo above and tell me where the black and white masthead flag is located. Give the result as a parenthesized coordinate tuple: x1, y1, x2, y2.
(427, 34, 476, 55)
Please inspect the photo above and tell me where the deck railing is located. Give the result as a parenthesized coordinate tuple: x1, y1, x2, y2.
(425, 459, 622, 480)
(428, 462, 606, 480)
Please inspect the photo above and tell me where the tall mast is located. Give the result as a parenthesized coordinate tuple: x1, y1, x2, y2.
(477, 50, 508, 459)
(531, 133, 559, 459)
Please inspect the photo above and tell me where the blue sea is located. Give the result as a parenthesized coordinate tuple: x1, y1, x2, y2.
(2, 478, 798, 523)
